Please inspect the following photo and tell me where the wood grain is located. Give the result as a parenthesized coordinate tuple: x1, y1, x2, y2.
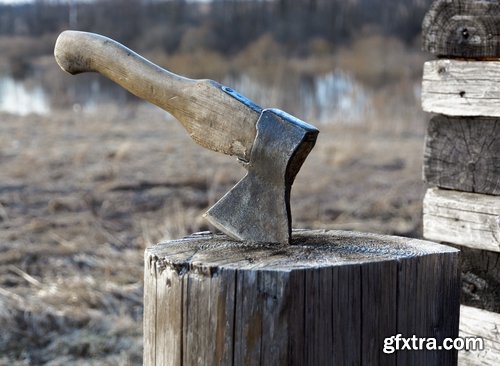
(459, 305, 500, 366)
(144, 230, 460, 365)
(143, 254, 157, 366)
(422, 0, 500, 58)
(156, 264, 182, 365)
(424, 115, 500, 195)
(460, 245, 500, 284)
(423, 188, 500, 252)
(422, 60, 500, 117)
(55, 31, 260, 161)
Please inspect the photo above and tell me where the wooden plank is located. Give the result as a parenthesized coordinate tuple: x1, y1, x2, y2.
(422, 0, 500, 58)
(422, 60, 500, 117)
(423, 188, 500, 252)
(459, 305, 500, 366)
(424, 115, 500, 195)
(460, 245, 500, 283)
(144, 230, 460, 365)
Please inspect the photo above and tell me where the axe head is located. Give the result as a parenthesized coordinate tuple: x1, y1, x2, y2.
(204, 109, 319, 244)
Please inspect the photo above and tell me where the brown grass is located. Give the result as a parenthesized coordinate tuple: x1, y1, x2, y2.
(0, 81, 427, 362)
(0, 27, 432, 363)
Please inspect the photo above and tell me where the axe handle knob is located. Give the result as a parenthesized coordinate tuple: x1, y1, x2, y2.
(54, 30, 259, 160)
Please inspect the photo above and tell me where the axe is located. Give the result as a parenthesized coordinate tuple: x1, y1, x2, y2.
(54, 31, 318, 244)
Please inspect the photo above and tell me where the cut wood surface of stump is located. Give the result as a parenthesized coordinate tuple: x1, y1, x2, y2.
(144, 229, 460, 366)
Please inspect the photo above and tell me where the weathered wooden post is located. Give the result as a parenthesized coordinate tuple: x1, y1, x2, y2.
(51, 29, 461, 366)
(422, 1, 500, 364)
(144, 230, 460, 365)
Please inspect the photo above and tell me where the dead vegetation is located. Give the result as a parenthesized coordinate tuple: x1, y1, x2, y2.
(0, 81, 428, 362)
(0, 17, 430, 365)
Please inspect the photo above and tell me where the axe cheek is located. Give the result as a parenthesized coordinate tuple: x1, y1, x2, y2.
(204, 109, 319, 244)
(204, 173, 290, 243)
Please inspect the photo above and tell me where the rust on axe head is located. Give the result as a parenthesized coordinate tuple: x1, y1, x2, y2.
(54, 30, 319, 244)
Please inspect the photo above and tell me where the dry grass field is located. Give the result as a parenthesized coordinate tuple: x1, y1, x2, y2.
(0, 83, 428, 364)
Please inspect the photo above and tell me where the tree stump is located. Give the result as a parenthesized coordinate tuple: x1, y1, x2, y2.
(144, 230, 460, 366)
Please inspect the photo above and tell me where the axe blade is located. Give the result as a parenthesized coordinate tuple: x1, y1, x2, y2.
(204, 109, 318, 244)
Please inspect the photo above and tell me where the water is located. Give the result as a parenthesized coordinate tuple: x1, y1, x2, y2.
(0, 71, 371, 124)
(303, 70, 371, 123)
(0, 76, 49, 115)
(225, 70, 371, 124)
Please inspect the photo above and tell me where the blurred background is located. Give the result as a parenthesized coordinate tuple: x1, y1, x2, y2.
(0, 0, 433, 364)
(0, 0, 430, 119)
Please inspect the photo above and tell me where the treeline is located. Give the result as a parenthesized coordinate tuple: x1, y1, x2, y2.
(0, 0, 432, 57)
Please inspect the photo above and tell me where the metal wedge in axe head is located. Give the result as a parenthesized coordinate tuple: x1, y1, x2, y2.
(54, 30, 319, 244)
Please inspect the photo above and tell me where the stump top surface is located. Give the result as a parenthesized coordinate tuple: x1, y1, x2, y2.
(147, 230, 458, 273)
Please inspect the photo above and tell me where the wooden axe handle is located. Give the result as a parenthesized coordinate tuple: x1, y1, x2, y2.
(54, 31, 260, 160)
